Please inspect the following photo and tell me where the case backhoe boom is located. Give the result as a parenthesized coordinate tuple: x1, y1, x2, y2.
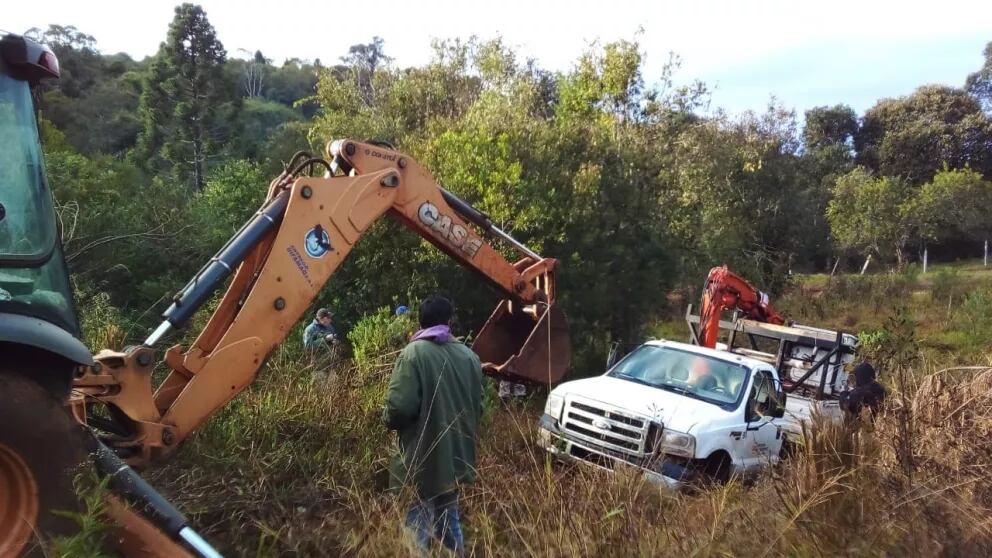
(70, 139, 571, 467)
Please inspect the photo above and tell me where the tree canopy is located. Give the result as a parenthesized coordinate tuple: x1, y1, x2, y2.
(28, 7, 992, 364)
(856, 85, 992, 184)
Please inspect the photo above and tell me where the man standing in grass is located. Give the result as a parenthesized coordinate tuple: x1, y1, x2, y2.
(304, 307, 340, 383)
(383, 295, 483, 556)
(303, 307, 338, 351)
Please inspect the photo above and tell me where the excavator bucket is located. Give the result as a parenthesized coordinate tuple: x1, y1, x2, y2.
(472, 300, 571, 385)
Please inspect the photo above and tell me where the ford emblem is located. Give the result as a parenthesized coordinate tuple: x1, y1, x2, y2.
(592, 418, 611, 430)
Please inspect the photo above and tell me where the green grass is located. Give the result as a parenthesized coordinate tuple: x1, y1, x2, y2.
(781, 261, 992, 363)
(49, 474, 113, 557)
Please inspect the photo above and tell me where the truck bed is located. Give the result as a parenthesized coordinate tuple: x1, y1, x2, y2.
(686, 308, 858, 398)
(782, 392, 843, 438)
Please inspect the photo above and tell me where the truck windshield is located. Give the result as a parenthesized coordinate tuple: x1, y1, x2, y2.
(608, 345, 748, 407)
(0, 72, 57, 262)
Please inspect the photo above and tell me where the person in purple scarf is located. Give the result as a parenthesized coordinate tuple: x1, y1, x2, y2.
(383, 295, 483, 556)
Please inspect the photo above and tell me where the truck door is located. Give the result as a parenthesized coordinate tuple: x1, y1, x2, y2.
(741, 370, 785, 470)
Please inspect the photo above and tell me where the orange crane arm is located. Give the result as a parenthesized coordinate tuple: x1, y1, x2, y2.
(698, 265, 786, 348)
(70, 139, 570, 466)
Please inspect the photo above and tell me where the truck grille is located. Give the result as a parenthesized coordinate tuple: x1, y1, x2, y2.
(561, 397, 650, 456)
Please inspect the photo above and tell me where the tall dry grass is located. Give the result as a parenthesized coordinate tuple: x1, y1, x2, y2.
(120, 271, 992, 556)
(142, 344, 992, 557)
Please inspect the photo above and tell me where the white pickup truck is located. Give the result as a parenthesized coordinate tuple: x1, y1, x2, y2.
(537, 315, 858, 487)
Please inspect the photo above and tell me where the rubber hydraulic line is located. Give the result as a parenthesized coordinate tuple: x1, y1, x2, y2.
(88, 437, 223, 558)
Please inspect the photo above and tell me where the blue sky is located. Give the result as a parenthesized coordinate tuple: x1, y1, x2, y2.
(6, 0, 991, 117)
(708, 32, 992, 115)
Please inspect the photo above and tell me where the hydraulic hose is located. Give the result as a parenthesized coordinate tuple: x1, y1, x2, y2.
(87, 436, 223, 558)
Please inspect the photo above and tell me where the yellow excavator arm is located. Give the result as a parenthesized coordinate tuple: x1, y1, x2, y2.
(69, 139, 570, 468)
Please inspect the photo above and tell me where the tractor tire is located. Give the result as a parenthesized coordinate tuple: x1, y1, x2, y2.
(0, 371, 88, 557)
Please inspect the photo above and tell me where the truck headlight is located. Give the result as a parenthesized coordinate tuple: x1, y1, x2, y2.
(660, 430, 696, 458)
(544, 393, 565, 421)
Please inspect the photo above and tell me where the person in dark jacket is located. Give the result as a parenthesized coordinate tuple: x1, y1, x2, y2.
(383, 295, 483, 556)
(840, 362, 886, 419)
(303, 307, 337, 351)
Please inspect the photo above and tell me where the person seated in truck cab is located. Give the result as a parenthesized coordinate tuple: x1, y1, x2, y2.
(686, 358, 719, 391)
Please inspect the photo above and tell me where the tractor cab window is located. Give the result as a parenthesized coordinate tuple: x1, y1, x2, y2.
(0, 72, 57, 262)
(0, 70, 79, 336)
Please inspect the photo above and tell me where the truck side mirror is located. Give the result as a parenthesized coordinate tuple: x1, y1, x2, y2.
(770, 401, 785, 418)
(770, 388, 786, 418)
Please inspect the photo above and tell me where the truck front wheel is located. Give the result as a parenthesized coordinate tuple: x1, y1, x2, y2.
(701, 452, 732, 484)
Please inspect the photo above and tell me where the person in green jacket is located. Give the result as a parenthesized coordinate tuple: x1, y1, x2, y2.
(383, 295, 483, 556)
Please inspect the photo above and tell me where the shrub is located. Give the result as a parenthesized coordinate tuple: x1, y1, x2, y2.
(958, 288, 992, 344)
(896, 262, 921, 287)
(825, 275, 874, 301)
(931, 266, 964, 303)
(75, 286, 127, 350)
(49, 474, 110, 557)
(857, 328, 889, 361)
(347, 307, 417, 376)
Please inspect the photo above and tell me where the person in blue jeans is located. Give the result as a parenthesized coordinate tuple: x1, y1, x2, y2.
(383, 296, 482, 556)
(405, 492, 464, 555)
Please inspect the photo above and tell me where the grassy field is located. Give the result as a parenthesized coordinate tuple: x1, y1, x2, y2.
(76, 263, 992, 556)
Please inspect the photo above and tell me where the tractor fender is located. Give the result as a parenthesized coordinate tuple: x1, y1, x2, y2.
(0, 312, 92, 365)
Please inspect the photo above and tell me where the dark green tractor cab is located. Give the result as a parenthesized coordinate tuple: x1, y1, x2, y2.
(0, 32, 91, 374)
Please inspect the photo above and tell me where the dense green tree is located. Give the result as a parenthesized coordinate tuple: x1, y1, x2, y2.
(827, 167, 916, 266)
(186, 160, 268, 249)
(135, 56, 171, 167)
(803, 104, 858, 151)
(42, 72, 142, 155)
(137, 3, 239, 192)
(915, 167, 992, 246)
(796, 105, 859, 267)
(27, 25, 143, 154)
(658, 101, 817, 288)
(228, 99, 301, 161)
(38, 15, 992, 366)
(43, 138, 187, 308)
(855, 85, 992, 184)
(311, 38, 692, 363)
(267, 59, 322, 117)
